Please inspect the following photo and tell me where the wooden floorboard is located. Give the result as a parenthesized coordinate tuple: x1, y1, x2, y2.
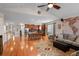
(2, 35, 75, 56)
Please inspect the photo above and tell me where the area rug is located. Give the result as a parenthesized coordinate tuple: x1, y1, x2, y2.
(35, 40, 54, 56)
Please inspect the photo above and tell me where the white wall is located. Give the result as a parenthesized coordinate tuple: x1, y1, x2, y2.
(0, 13, 4, 35)
(0, 13, 5, 45)
(55, 18, 79, 39)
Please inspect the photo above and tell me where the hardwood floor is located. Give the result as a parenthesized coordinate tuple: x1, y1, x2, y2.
(3, 37, 38, 56)
(2, 35, 75, 56)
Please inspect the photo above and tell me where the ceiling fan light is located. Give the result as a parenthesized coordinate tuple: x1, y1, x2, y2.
(48, 4, 53, 8)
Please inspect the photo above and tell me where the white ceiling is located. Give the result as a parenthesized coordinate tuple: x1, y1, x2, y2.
(48, 3, 79, 18)
(0, 3, 58, 24)
(0, 3, 79, 24)
(0, 3, 54, 17)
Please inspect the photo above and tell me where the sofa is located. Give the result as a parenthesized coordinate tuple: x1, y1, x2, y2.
(53, 34, 79, 51)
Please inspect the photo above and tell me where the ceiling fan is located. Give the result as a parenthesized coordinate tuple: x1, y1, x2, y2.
(37, 3, 61, 11)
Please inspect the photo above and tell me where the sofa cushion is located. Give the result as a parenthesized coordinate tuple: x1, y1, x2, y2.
(56, 38, 73, 44)
(68, 35, 76, 41)
(75, 37, 79, 43)
(56, 38, 64, 42)
(72, 42, 79, 47)
(63, 34, 69, 39)
(63, 40, 73, 44)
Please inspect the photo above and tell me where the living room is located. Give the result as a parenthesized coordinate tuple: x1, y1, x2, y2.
(0, 3, 79, 56)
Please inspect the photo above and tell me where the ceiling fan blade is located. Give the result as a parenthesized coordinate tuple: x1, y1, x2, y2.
(38, 4, 48, 7)
(46, 7, 50, 11)
(53, 4, 61, 10)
